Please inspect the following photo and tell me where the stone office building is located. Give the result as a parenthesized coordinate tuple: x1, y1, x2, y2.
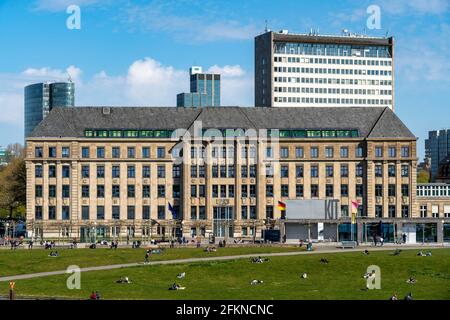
(26, 105, 441, 243)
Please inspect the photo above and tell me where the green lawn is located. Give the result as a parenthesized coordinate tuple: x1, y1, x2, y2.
(0, 246, 303, 276)
(1, 248, 449, 300)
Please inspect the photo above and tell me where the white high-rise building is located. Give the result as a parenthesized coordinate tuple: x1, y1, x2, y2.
(255, 30, 394, 109)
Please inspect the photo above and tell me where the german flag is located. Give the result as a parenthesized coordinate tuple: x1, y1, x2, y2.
(278, 201, 286, 211)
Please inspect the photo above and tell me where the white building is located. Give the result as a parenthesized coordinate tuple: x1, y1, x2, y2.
(255, 30, 394, 109)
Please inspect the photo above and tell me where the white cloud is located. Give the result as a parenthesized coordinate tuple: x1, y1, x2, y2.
(380, 0, 449, 15)
(34, 0, 104, 11)
(0, 58, 253, 133)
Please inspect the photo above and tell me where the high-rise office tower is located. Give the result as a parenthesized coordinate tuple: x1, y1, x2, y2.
(255, 30, 394, 108)
(24, 82, 75, 138)
(425, 129, 450, 180)
(177, 66, 221, 107)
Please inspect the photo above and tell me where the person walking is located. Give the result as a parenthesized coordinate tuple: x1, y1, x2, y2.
(402, 233, 407, 244)
(144, 250, 150, 264)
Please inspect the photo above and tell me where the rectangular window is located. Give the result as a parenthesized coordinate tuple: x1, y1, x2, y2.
(143, 185, 151, 198)
(35, 147, 43, 158)
(228, 185, 234, 198)
(228, 165, 235, 178)
(82, 185, 89, 198)
(49, 185, 56, 198)
(388, 146, 396, 158)
(191, 185, 197, 197)
(266, 147, 273, 158)
(250, 206, 257, 219)
(48, 165, 56, 178)
(241, 206, 248, 220)
(212, 185, 219, 198)
(241, 166, 248, 178)
(157, 185, 165, 198)
(295, 147, 304, 158)
(35, 165, 43, 178)
(241, 185, 248, 198)
(340, 164, 348, 177)
(281, 165, 289, 178)
(311, 165, 318, 178)
(356, 184, 364, 197)
(266, 185, 274, 197)
(157, 165, 165, 178)
(81, 165, 90, 178)
(212, 165, 219, 178)
(388, 184, 396, 197)
(48, 147, 56, 158)
(388, 205, 396, 218)
(402, 205, 409, 218)
(142, 147, 150, 158)
(375, 205, 383, 218)
(62, 147, 70, 158)
(97, 206, 105, 220)
(375, 184, 383, 197)
(127, 147, 136, 158)
(311, 184, 319, 197)
(341, 184, 348, 197)
(97, 185, 105, 198)
(96, 165, 105, 178)
(266, 206, 274, 219)
(326, 165, 334, 177)
(62, 185, 70, 198)
(220, 165, 227, 178)
(62, 165, 70, 178)
(340, 147, 348, 158)
(157, 147, 165, 158)
(173, 185, 180, 198)
(265, 164, 274, 177)
(280, 147, 289, 158)
(48, 206, 56, 220)
(157, 206, 165, 219)
(325, 147, 333, 158)
(199, 206, 206, 220)
(199, 185, 206, 198)
(62, 206, 70, 220)
(127, 206, 135, 220)
(401, 165, 409, 177)
(82, 206, 90, 220)
(250, 185, 256, 198)
(112, 185, 120, 198)
(356, 164, 363, 177)
(281, 184, 289, 197)
(172, 165, 181, 178)
(111, 206, 120, 220)
(220, 185, 227, 198)
(388, 165, 396, 177)
(296, 184, 304, 198)
(401, 184, 409, 197)
(112, 165, 120, 178)
(310, 147, 318, 158)
(356, 145, 364, 157)
(375, 164, 383, 177)
(249, 165, 256, 178)
(143, 166, 151, 178)
(375, 146, 383, 158)
(191, 166, 198, 178)
(191, 207, 197, 220)
(35, 185, 43, 198)
(401, 146, 410, 158)
(81, 147, 90, 158)
(326, 184, 333, 197)
(296, 165, 304, 178)
(112, 147, 120, 158)
(97, 147, 105, 158)
(127, 185, 135, 198)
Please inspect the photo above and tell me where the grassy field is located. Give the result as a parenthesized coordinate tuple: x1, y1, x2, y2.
(1, 248, 449, 300)
(0, 246, 303, 276)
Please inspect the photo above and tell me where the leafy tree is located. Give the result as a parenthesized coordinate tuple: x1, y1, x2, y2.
(417, 169, 430, 183)
(0, 158, 26, 219)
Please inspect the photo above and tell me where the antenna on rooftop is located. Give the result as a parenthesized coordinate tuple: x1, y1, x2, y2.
(67, 73, 73, 83)
(264, 19, 269, 32)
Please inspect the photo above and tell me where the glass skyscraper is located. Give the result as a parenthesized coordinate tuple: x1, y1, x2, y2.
(177, 67, 221, 107)
(425, 129, 450, 180)
(24, 82, 75, 137)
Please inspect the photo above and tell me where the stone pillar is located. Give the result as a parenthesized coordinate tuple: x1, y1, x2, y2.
(437, 220, 444, 243)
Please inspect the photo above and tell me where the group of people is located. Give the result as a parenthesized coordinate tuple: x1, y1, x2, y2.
(48, 250, 59, 257)
(116, 276, 132, 284)
(417, 250, 432, 257)
(204, 246, 217, 253)
(168, 272, 187, 290)
(390, 292, 413, 300)
(110, 240, 118, 249)
(89, 291, 102, 300)
(251, 256, 269, 264)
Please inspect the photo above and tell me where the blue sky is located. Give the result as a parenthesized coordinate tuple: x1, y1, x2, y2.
(0, 0, 449, 159)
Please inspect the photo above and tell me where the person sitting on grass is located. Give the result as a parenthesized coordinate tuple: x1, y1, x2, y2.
(363, 249, 370, 255)
(406, 277, 417, 284)
(301, 273, 308, 279)
(116, 276, 132, 284)
(48, 250, 59, 257)
(390, 293, 398, 300)
(168, 283, 186, 290)
(426, 251, 432, 256)
(89, 291, 97, 300)
(320, 258, 329, 264)
(250, 279, 264, 285)
(177, 272, 186, 279)
(404, 292, 413, 300)
(393, 249, 401, 256)
(417, 251, 426, 256)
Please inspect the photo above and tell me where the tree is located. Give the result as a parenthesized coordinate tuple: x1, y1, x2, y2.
(0, 158, 26, 219)
(5, 143, 24, 162)
(417, 169, 430, 184)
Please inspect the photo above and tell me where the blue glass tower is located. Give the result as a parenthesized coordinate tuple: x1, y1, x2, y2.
(24, 82, 75, 137)
(425, 129, 450, 180)
(177, 67, 221, 107)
